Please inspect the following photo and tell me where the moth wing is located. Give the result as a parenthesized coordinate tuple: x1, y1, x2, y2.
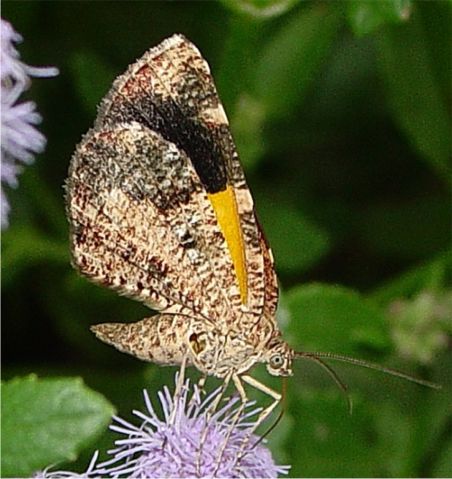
(93, 33, 276, 321)
(258, 224, 279, 322)
(66, 122, 242, 325)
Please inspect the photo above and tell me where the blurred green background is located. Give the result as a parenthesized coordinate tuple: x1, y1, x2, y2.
(2, 1, 451, 477)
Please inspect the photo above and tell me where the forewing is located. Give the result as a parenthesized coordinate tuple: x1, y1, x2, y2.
(259, 225, 279, 322)
(92, 33, 273, 320)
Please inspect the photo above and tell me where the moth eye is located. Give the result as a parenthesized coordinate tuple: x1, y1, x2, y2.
(270, 354, 284, 369)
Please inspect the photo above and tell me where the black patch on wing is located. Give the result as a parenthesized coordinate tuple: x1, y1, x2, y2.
(97, 87, 227, 194)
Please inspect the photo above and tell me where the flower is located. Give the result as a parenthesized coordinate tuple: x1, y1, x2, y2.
(37, 375, 290, 478)
(97, 379, 288, 478)
(1, 18, 58, 228)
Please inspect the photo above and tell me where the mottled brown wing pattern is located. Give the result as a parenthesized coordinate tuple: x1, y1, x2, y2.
(88, 314, 192, 366)
(93, 34, 271, 320)
(67, 123, 239, 325)
(67, 34, 279, 337)
(259, 226, 279, 322)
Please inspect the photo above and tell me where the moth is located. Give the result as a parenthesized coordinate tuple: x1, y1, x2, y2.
(66, 34, 438, 431)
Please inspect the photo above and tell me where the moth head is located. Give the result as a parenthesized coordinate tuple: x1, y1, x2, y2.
(264, 339, 294, 377)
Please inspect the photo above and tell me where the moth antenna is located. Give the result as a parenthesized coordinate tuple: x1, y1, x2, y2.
(252, 377, 287, 449)
(296, 351, 441, 390)
(295, 352, 353, 414)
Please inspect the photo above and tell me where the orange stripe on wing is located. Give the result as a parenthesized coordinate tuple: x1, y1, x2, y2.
(208, 186, 247, 304)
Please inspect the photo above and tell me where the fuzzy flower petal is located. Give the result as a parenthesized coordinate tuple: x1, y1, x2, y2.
(37, 375, 290, 478)
(0, 18, 58, 228)
(95, 379, 289, 478)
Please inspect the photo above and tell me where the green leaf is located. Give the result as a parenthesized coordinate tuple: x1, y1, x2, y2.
(377, 9, 451, 185)
(286, 283, 390, 355)
(347, 0, 412, 36)
(220, 0, 299, 19)
(69, 51, 116, 115)
(1, 375, 114, 477)
(256, 201, 330, 274)
(254, 3, 340, 118)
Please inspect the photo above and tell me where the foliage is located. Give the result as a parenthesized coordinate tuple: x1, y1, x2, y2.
(2, 1, 450, 477)
(1, 376, 114, 477)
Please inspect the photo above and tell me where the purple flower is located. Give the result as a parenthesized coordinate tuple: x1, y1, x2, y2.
(1, 18, 58, 228)
(38, 376, 289, 478)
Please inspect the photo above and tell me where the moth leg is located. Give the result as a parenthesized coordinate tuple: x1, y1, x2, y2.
(175, 353, 188, 397)
(169, 353, 188, 425)
(197, 375, 207, 393)
(231, 374, 282, 468)
(187, 374, 207, 412)
(213, 373, 249, 475)
(241, 374, 282, 433)
(196, 372, 233, 476)
(206, 371, 233, 414)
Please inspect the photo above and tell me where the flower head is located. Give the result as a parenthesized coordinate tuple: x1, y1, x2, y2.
(1, 18, 58, 228)
(96, 378, 288, 478)
(37, 375, 289, 478)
